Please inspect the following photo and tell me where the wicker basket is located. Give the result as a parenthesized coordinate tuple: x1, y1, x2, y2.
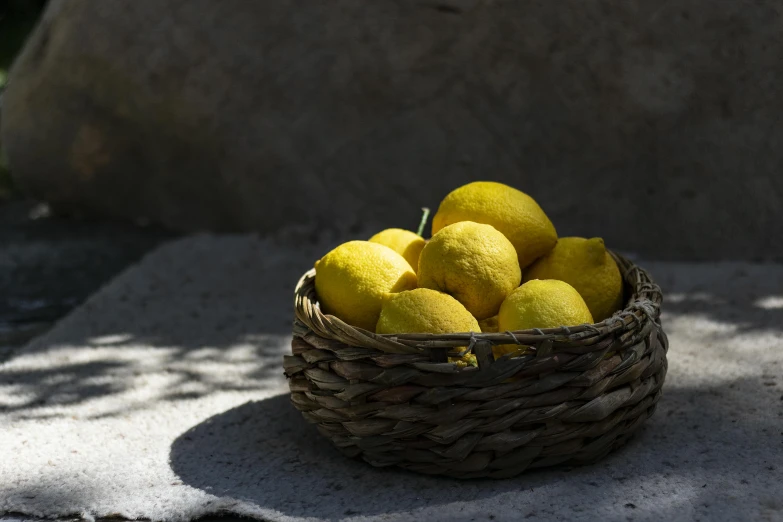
(284, 253, 667, 479)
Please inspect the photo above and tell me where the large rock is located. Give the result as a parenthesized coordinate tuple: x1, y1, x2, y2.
(2, 0, 782, 260)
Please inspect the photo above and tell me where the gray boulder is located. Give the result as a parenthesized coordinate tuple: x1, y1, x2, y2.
(2, 0, 782, 260)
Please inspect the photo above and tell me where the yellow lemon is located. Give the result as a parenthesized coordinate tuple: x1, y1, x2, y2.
(376, 288, 480, 368)
(432, 181, 557, 269)
(478, 315, 499, 333)
(376, 288, 480, 335)
(523, 237, 624, 322)
(418, 221, 521, 320)
(494, 279, 593, 357)
(314, 241, 417, 331)
(368, 228, 426, 273)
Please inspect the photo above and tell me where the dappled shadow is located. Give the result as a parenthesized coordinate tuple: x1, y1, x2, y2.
(0, 334, 290, 421)
(0, 360, 127, 414)
(647, 261, 783, 334)
(0, 235, 329, 420)
(5, 257, 779, 424)
(2, 254, 781, 427)
(663, 290, 783, 335)
(169, 376, 782, 520)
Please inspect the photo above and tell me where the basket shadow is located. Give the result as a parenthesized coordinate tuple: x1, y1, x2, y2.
(169, 372, 781, 519)
(612, 375, 783, 519)
(169, 394, 578, 518)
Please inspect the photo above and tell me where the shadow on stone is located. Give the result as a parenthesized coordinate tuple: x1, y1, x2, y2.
(0, 236, 314, 420)
(169, 375, 782, 520)
(169, 395, 568, 519)
(648, 261, 783, 335)
(0, 336, 287, 421)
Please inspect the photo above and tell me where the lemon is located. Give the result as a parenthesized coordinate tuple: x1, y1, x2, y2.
(418, 221, 521, 320)
(523, 237, 624, 322)
(498, 279, 594, 331)
(314, 241, 417, 331)
(376, 288, 480, 334)
(376, 288, 480, 368)
(368, 228, 426, 273)
(478, 315, 499, 333)
(432, 181, 557, 269)
(494, 279, 593, 357)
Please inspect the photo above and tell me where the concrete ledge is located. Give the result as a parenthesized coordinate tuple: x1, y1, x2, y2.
(0, 235, 781, 521)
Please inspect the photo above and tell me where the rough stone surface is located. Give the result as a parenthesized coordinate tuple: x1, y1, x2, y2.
(1, 235, 782, 522)
(3, 0, 783, 260)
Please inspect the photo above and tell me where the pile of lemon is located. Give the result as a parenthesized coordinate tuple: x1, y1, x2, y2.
(313, 181, 623, 365)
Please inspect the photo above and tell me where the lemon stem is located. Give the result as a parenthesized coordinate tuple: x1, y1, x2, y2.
(416, 207, 430, 237)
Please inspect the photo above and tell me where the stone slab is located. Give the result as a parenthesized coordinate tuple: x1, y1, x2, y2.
(1, 235, 781, 521)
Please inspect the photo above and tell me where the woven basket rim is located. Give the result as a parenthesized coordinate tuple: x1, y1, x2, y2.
(293, 251, 663, 356)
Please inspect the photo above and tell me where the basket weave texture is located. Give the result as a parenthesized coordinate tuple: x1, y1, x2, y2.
(284, 253, 668, 478)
